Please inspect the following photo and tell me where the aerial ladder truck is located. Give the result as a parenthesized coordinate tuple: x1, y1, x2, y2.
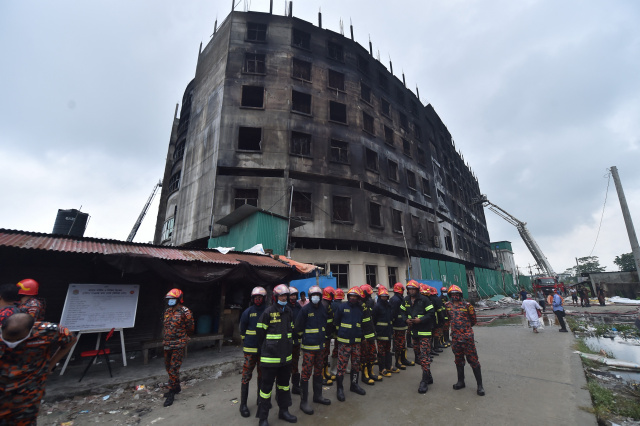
(126, 180, 162, 242)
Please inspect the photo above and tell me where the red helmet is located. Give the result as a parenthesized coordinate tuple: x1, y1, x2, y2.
(273, 284, 290, 296)
(393, 282, 405, 293)
(322, 286, 335, 301)
(419, 284, 429, 295)
(289, 286, 299, 295)
(377, 285, 390, 297)
(360, 284, 373, 296)
(251, 286, 267, 297)
(165, 288, 184, 303)
(406, 280, 420, 290)
(335, 288, 345, 300)
(448, 285, 462, 294)
(347, 286, 364, 298)
(431, 286, 439, 295)
(308, 285, 322, 296)
(17, 279, 39, 296)
(441, 287, 447, 293)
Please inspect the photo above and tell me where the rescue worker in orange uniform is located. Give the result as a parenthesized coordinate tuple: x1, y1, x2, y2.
(446, 285, 485, 396)
(404, 280, 435, 393)
(329, 288, 344, 377)
(287, 286, 303, 396)
(0, 313, 76, 425)
(320, 286, 336, 386)
(0, 283, 24, 326)
(390, 282, 413, 370)
(239, 286, 268, 418)
(333, 286, 371, 401)
(427, 286, 445, 356)
(294, 285, 331, 415)
(359, 284, 381, 385)
(372, 285, 395, 377)
(162, 288, 195, 407)
(256, 284, 297, 426)
(16, 279, 46, 321)
(440, 286, 451, 347)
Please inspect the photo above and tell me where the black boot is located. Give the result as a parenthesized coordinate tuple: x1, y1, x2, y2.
(255, 380, 261, 418)
(239, 383, 250, 417)
(453, 365, 466, 390)
(472, 366, 485, 396)
(278, 408, 297, 423)
(312, 375, 331, 405)
(350, 371, 366, 395)
(300, 380, 314, 415)
(163, 383, 181, 398)
(387, 352, 399, 374)
(291, 373, 301, 395)
(395, 352, 406, 370)
(257, 398, 271, 425)
(427, 370, 434, 384)
(418, 371, 429, 394)
(336, 375, 345, 402)
(406, 332, 413, 348)
(163, 391, 174, 407)
(401, 349, 415, 366)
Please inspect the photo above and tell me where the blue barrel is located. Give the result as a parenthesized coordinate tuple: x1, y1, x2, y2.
(197, 315, 213, 335)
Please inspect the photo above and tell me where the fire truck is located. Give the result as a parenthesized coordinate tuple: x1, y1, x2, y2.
(531, 276, 562, 295)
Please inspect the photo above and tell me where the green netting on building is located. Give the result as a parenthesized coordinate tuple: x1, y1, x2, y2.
(419, 258, 469, 299)
(518, 275, 532, 292)
(474, 268, 504, 298)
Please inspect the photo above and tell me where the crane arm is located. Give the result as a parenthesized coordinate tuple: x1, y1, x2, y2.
(126, 180, 162, 242)
(476, 195, 556, 276)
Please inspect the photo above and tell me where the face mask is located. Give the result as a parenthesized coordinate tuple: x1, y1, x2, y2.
(277, 300, 287, 306)
(1, 330, 31, 349)
(167, 299, 177, 306)
(311, 295, 321, 304)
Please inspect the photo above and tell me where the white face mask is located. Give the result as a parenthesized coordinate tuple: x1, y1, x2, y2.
(167, 299, 177, 306)
(311, 295, 321, 304)
(1, 330, 31, 349)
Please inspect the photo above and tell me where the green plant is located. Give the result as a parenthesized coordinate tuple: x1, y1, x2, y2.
(587, 380, 640, 420)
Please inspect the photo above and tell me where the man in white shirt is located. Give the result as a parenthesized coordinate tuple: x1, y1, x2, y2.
(521, 294, 543, 333)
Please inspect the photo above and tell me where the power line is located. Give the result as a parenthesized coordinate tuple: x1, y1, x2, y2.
(589, 170, 611, 257)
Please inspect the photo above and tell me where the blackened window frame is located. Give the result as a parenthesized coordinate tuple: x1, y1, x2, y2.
(238, 126, 262, 151)
(369, 201, 383, 228)
(328, 69, 346, 92)
(329, 101, 347, 124)
(291, 89, 312, 115)
(362, 111, 375, 135)
(292, 191, 313, 220)
(244, 52, 266, 75)
(292, 58, 312, 82)
(290, 131, 312, 157)
(291, 28, 311, 50)
(240, 85, 265, 109)
(332, 195, 353, 224)
(234, 188, 259, 209)
(391, 208, 403, 233)
(388, 159, 399, 182)
(365, 147, 379, 173)
(327, 41, 345, 62)
(246, 22, 267, 42)
(329, 139, 350, 164)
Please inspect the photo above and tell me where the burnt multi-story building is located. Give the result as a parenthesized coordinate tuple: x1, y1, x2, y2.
(154, 9, 494, 289)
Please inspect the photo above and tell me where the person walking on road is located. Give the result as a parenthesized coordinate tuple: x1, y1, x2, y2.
(162, 288, 194, 407)
(404, 280, 435, 393)
(16, 279, 46, 321)
(294, 285, 331, 415)
(553, 290, 569, 332)
(0, 313, 76, 424)
(238, 286, 268, 418)
(447, 285, 485, 396)
(255, 284, 297, 426)
(570, 287, 578, 307)
(521, 294, 543, 333)
(333, 286, 370, 402)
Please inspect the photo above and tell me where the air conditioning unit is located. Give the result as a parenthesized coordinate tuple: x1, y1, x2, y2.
(433, 236, 441, 248)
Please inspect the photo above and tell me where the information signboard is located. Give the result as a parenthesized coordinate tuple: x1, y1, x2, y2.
(60, 284, 140, 332)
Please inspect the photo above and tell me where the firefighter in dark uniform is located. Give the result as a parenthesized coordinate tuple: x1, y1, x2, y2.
(372, 285, 395, 377)
(16, 279, 46, 322)
(390, 282, 413, 370)
(288, 286, 303, 395)
(446, 285, 485, 396)
(333, 286, 370, 401)
(294, 285, 331, 415)
(427, 286, 445, 356)
(162, 288, 194, 407)
(256, 284, 297, 426)
(239, 286, 268, 418)
(440, 286, 451, 347)
(320, 286, 335, 386)
(359, 284, 380, 385)
(329, 288, 344, 378)
(404, 280, 435, 393)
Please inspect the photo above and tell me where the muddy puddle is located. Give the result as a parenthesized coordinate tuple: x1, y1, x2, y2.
(583, 335, 640, 382)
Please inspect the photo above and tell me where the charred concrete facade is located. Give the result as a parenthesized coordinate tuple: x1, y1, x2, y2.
(154, 10, 493, 288)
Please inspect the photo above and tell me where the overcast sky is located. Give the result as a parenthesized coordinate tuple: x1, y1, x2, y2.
(1, 0, 638, 274)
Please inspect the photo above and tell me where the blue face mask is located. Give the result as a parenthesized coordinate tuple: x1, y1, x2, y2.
(310, 295, 321, 304)
(277, 300, 287, 306)
(167, 299, 177, 306)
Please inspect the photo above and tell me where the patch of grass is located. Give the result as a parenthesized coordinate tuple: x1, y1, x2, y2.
(574, 339, 599, 355)
(565, 316, 581, 331)
(587, 380, 640, 420)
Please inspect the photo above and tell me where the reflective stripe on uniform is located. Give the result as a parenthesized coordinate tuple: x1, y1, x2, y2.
(305, 328, 319, 334)
(257, 323, 268, 329)
(287, 333, 292, 338)
(341, 323, 352, 328)
(266, 334, 281, 339)
(244, 347, 258, 353)
(375, 322, 388, 326)
(364, 333, 375, 339)
(362, 317, 371, 322)
(393, 326, 408, 331)
(377, 336, 389, 341)
(277, 385, 290, 391)
(425, 305, 434, 311)
(260, 390, 271, 399)
(245, 330, 257, 335)
(417, 331, 432, 336)
(301, 344, 321, 350)
(286, 354, 293, 362)
(261, 357, 281, 363)
(337, 337, 350, 343)
(400, 305, 406, 311)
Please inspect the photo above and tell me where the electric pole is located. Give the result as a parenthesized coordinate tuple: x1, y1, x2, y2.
(610, 166, 640, 275)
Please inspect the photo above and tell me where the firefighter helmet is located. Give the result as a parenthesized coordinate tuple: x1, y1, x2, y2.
(289, 286, 299, 295)
(322, 286, 335, 301)
(308, 285, 322, 296)
(419, 284, 429, 295)
(273, 284, 290, 296)
(406, 280, 420, 290)
(393, 282, 405, 293)
(377, 285, 390, 297)
(251, 286, 267, 297)
(441, 287, 447, 293)
(360, 284, 373, 295)
(347, 286, 364, 298)
(165, 288, 184, 303)
(16, 279, 39, 296)
(335, 288, 345, 300)
(448, 285, 463, 294)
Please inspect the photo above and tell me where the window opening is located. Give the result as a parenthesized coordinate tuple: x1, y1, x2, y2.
(444, 228, 453, 252)
(292, 191, 312, 220)
(292, 28, 310, 49)
(407, 170, 417, 189)
(365, 265, 378, 286)
(357, 55, 370, 75)
(388, 267, 398, 285)
(161, 217, 174, 242)
(328, 69, 345, 91)
(378, 72, 388, 91)
(384, 126, 394, 146)
(241, 85, 264, 108)
(380, 98, 391, 117)
(391, 209, 403, 233)
(369, 202, 382, 227)
(292, 58, 312, 81)
(360, 82, 371, 104)
(328, 41, 344, 61)
(332, 196, 352, 223)
(329, 101, 347, 123)
(235, 188, 258, 209)
(365, 148, 378, 172)
(168, 172, 181, 193)
(330, 263, 349, 288)
(247, 23, 267, 41)
(238, 127, 262, 151)
(244, 53, 266, 74)
(363, 112, 375, 134)
(173, 141, 185, 163)
(422, 177, 431, 197)
(291, 90, 312, 115)
(403, 139, 412, 157)
(388, 159, 398, 181)
(330, 139, 349, 163)
(399, 112, 408, 130)
(291, 131, 311, 156)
